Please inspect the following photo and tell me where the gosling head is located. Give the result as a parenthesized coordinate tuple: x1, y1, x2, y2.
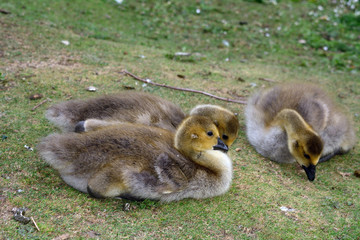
(288, 132, 324, 181)
(174, 116, 229, 159)
(213, 116, 239, 148)
(189, 105, 239, 147)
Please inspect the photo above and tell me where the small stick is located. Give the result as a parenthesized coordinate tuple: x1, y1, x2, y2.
(31, 217, 40, 231)
(31, 98, 51, 111)
(258, 77, 277, 83)
(121, 70, 247, 104)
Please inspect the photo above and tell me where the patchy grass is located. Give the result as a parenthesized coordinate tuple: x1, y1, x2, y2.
(1, 0, 359, 239)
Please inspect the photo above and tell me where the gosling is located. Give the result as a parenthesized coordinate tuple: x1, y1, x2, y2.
(190, 104, 240, 147)
(245, 83, 357, 181)
(45, 91, 186, 132)
(38, 116, 233, 202)
(46, 93, 239, 147)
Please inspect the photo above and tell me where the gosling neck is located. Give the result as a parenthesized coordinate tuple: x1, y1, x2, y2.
(194, 150, 232, 176)
(274, 109, 315, 138)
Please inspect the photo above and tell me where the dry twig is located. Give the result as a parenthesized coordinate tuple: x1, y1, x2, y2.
(121, 70, 247, 104)
(31, 98, 51, 111)
(31, 217, 40, 231)
(258, 77, 277, 83)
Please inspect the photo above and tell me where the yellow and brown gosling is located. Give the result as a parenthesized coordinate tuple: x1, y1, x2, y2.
(45, 91, 186, 132)
(245, 83, 357, 181)
(38, 116, 233, 202)
(190, 104, 240, 147)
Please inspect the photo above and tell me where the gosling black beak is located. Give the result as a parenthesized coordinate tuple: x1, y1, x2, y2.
(75, 121, 86, 133)
(213, 137, 229, 153)
(302, 164, 316, 181)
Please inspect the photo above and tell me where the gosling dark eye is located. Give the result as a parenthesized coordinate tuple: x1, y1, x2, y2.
(207, 131, 213, 136)
(303, 153, 310, 160)
(222, 134, 229, 140)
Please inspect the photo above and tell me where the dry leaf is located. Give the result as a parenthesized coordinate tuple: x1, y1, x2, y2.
(29, 93, 43, 100)
(122, 85, 135, 90)
(177, 74, 185, 79)
(52, 234, 71, 240)
(338, 171, 351, 177)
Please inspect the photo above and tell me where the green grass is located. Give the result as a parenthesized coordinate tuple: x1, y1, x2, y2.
(1, 0, 359, 239)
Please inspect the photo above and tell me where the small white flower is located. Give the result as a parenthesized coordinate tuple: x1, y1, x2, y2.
(269, 0, 278, 5)
(265, 33, 270, 37)
(222, 40, 230, 47)
(221, 19, 228, 25)
(298, 39, 307, 44)
(86, 86, 97, 92)
(115, 0, 123, 4)
(175, 52, 191, 56)
(196, 8, 201, 14)
(61, 40, 70, 46)
(280, 206, 296, 212)
(24, 145, 34, 151)
(323, 46, 329, 51)
(318, 5, 324, 11)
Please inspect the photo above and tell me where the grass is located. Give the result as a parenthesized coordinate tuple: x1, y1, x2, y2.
(1, 0, 359, 239)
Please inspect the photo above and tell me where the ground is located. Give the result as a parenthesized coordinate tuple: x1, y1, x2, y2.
(0, 0, 359, 239)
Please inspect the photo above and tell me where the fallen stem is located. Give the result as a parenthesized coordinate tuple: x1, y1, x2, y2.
(31, 217, 40, 231)
(121, 70, 247, 104)
(31, 98, 51, 111)
(258, 77, 277, 83)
